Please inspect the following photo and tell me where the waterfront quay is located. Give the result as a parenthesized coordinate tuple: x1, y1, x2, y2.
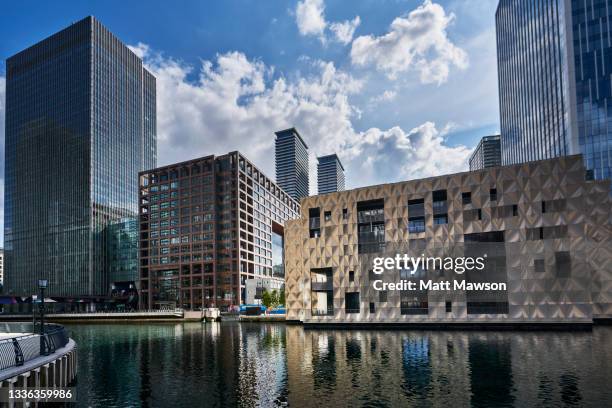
(0, 322, 77, 403)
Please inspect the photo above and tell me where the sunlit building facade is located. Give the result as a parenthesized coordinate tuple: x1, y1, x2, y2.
(4, 16, 156, 298)
(139, 152, 299, 310)
(285, 155, 612, 325)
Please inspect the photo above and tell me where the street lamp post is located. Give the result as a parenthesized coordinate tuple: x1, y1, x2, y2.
(38, 279, 48, 355)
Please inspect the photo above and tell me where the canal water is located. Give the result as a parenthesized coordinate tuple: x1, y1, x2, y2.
(65, 322, 612, 407)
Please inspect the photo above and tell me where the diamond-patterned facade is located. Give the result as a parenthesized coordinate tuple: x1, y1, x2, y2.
(285, 155, 612, 324)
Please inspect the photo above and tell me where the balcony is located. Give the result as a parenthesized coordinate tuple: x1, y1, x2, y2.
(357, 210, 384, 224)
(312, 308, 334, 316)
(311, 281, 333, 291)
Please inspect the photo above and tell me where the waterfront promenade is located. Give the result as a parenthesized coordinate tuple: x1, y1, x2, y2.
(0, 322, 77, 405)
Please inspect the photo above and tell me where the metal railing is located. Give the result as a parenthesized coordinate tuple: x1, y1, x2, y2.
(0, 323, 69, 371)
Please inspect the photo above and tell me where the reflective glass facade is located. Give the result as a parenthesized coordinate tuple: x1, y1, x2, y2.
(275, 128, 309, 201)
(317, 154, 345, 194)
(469, 135, 502, 170)
(4, 16, 156, 297)
(572, 0, 612, 180)
(497, 0, 612, 181)
(496, 0, 573, 165)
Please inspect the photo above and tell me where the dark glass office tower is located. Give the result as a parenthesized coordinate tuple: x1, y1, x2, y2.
(496, 0, 612, 181)
(4, 16, 156, 298)
(469, 135, 502, 171)
(317, 154, 345, 194)
(275, 128, 309, 201)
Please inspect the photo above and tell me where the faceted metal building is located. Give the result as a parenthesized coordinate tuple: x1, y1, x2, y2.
(469, 135, 502, 171)
(496, 0, 612, 181)
(138, 152, 299, 310)
(4, 16, 156, 297)
(285, 155, 612, 325)
(275, 128, 309, 201)
(317, 154, 345, 194)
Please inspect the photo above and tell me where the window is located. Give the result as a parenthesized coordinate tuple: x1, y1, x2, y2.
(342, 208, 348, 220)
(462, 192, 471, 205)
(445, 301, 452, 313)
(433, 214, 448, 225)
(467, 302, 509, 314)
(408, 198, 426, 233)
(379, 290, 387, 302)
(555, 252, 571, 278)
(345, 292, 360, 313)
(541, 201, 547, 213)
(309, 208, 321, 238)
(324, 211, 331, 222)
(349, 270, 355, 282)
(369, 302, 375, 313)
(477, 209, 482, 220)
(512, 204, 518, 217)
(400, 299, 428, 315)
(408, 218, 425, 233)
(534, 259, 545, 272)
(357, 199, 385, 254)
(490, 188, 497, 201)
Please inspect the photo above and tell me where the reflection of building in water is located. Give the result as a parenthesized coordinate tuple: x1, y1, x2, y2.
(285, 327, 471, 407)
(285, 155, 612, 324)
(286, 327, 607, 407)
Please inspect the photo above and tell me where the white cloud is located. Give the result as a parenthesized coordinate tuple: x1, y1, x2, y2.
(350, 0, 468, 84)
(330, 16, 361, 45)
(295, 0, 360, 45)
(369, 90, 397, 105)
(295, 0, 327, 39)
(132, 45, 471, 191)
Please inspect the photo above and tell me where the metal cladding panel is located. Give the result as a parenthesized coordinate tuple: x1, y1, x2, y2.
(285, 155, 612, 324)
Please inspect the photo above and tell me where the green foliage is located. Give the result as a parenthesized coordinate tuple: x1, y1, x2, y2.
(261, 290, 272, 308)
(279, 289, 285, 306)
(271, 290, 279, 308)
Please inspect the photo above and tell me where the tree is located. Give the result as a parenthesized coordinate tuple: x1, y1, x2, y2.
(279, 289, 285, 306)
(261, 290, 272, 308)
(270, 290, 279, 308)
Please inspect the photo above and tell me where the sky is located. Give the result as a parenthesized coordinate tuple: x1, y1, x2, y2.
(0, 0, 501, 243)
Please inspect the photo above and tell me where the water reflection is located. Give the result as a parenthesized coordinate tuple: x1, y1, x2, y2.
(65, 323, 612, 407)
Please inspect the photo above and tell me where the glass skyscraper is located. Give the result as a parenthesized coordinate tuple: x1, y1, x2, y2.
(275, 128, 309, 201)
(4, 16, 156, 298)
(469, 135, 502, 171)
(317, 154, 345, 194)
(496, 0, 612, 181)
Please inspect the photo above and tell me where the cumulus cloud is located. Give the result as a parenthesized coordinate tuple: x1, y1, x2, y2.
(295, 0, 360, 44)
(351, 0, 468, 84)
(131, 44, 471, 191)
(330, 16, 361, 45)
(355, 123, 471, 182)
(295, 0, 327, 39)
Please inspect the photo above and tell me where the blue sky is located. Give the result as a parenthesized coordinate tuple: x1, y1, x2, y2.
(0, 0, 501, 242)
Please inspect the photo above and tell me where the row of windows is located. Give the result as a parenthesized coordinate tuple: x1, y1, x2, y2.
(324, 292, 510, 316)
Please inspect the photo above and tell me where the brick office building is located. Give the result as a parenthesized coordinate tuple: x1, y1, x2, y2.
(139, 152, 299, 310)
